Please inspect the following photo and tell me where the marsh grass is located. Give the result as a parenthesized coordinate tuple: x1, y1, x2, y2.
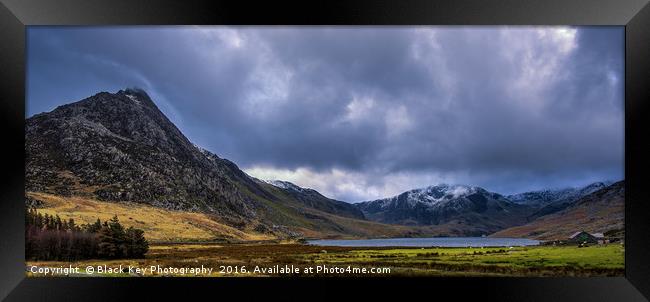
(26, 243, 624, 277)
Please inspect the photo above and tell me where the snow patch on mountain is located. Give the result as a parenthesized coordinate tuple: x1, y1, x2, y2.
(507, 181, 612, 206)
(371, 184, 487, 210)
(265, 180, 309, 193)
(125, 94, 141, 105)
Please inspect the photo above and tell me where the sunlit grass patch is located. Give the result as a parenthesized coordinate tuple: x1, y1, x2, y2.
(28, 192, 273, 242)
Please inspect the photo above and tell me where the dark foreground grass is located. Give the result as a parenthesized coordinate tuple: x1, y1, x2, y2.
(26, 242, 624, 277)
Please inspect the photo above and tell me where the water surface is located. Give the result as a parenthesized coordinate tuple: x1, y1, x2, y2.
(308, 237, 540, 247)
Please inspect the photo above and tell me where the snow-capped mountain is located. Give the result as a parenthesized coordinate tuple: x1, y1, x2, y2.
(354, 181, 619, 235)
(265, 180, 308, 192)
(507, 188, 578, 206)
(507, 181, 613, 219)
(507, 181, 612, 206)
(369, 184, 496, 210)
(356, 184, 531, 235)
(493, 181, 624, 240)
(266, 180, 365, 219)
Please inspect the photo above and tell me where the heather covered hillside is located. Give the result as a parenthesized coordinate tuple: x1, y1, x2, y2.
(25, 89, 437, 239)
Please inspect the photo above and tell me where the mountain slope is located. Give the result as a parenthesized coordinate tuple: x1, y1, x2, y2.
(356, 184, 534, 235)
(27, 88, 622, 240)
(507, 182, 611, 220)
(264, 180, 365, 220)
(26, 89, 261, 222)
(492, 181, 624, 240)
(27, 192, 272, 242)
(25, 88, 441, 239)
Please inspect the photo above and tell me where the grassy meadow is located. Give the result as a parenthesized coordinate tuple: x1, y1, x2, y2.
(25, 192, 624, 277)
(303, 244, 624, 276)
(27, 192, 274, 242)
(26, 242, 624, 277)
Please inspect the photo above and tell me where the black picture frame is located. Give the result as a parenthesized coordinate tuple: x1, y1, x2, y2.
(1, 0, 649, 301)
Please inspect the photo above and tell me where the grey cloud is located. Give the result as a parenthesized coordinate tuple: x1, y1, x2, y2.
(27, 26, 624, 199)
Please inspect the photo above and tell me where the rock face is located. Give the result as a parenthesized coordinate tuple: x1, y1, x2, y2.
(265, 180, 365, 220)
(356, 184, 533, 235)
(25, 88, 421, 239)
(26, 89, 264, 221)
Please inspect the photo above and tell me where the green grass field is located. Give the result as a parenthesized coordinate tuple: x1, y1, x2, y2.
(302, 244, 624, 276)
(26, 243, 624, 277)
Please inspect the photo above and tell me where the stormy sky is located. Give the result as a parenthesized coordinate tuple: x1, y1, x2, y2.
(27, 26, 624, 202)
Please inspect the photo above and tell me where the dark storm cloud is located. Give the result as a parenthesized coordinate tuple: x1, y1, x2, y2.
(27, 26, 624, 201)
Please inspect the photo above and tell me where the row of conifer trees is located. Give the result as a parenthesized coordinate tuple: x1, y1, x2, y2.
(25, 208, 148, 261)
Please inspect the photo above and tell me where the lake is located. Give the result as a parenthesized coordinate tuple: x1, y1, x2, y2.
(307, 237, 540, 247)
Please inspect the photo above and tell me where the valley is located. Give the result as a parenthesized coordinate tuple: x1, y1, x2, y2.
(26, 242, 624, 277)
(26, 191, 452, 242)
(24, 88, 625, 277)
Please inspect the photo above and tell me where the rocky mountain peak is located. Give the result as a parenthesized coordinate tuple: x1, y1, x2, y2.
(506, 181, 613, 207)
(25, 89, 259, 220)
(356, 183, 521, 231)
(412, 184, 484, 200)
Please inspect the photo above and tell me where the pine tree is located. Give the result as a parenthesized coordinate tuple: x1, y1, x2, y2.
(55, 215, 62, 231)
(125, 227, 149, 258)
(35, 212, 43, 229)
(43, 214, 50, 230)
(68, 218, 76, 231)
(25, 208, 148, 261)
(97, 215, 127, 258)
(84, 218, 102, 233)
(97, 225, 118, 258)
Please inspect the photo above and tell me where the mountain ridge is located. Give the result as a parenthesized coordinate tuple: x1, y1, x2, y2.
(355, 184, 532, 235)
(507, 181, 612, 219)
(26, 88, 259, 221)
(264, 180, 365, 219)
(25, 89, 439, 239)
(25, 88, 624, 239)
(491, 181, 624, 240)
(354, 181, 622, 236)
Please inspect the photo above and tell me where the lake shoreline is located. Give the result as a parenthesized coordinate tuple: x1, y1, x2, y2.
(307, 237, 541, 248)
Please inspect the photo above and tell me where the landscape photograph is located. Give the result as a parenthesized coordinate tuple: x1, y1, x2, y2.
(25, 26, 624, 277)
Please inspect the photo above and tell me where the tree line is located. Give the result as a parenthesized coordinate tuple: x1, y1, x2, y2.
(25, 208, 149, 261)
